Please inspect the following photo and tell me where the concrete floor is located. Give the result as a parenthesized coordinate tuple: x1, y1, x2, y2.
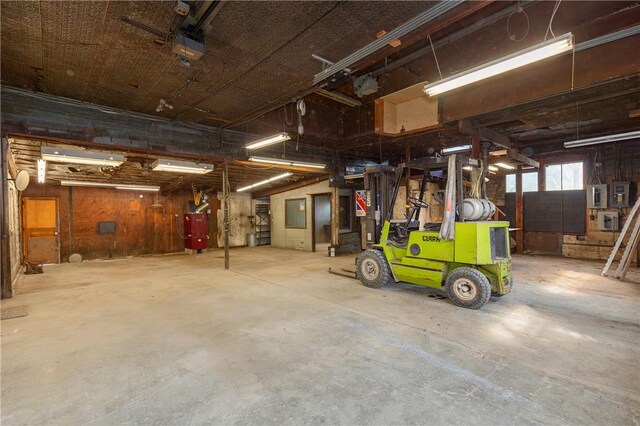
(1, 247, 639, 425)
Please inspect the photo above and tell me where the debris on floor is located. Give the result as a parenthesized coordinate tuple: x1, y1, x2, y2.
(25, 261, 43, 275)
(1, 305, 30, 320)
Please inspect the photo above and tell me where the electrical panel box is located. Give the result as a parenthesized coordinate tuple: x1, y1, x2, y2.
(587, 184, 608, 209)
(610, 181, 632, 208)
(184, 212, 207, 251)
(172, 33, 204, 60)
(597, 211, 619, 231)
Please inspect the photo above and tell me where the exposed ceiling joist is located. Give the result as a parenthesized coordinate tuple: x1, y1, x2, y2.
(252, 175, 329, 199)
(161, 175, 199, 196)
(508, 149, 540, 169)
(458, 121, 512, 149)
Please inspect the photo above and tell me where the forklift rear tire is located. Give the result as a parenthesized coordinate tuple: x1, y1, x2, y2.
(445, 267, 491, 310)
(356, 249, 393, 288)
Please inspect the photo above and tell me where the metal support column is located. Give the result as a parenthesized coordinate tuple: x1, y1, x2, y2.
(481, 142, 490, 198)
(515, 166, 524, 254)
(405, 142, 411, 214)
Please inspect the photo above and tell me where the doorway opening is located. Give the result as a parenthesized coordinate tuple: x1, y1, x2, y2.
(23, 197, 60, 264)
(312, 194, 331, 253)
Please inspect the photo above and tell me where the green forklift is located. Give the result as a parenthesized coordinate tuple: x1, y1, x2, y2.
(355, 155, 512, 310)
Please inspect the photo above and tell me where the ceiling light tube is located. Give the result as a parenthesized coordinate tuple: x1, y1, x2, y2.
(61, 180, 160, 191)
(237, 172, 292, 192)
(152, 159, 213, 174)
(41, 146, 125, 167)
(563, 131, 640, 148)
(488, 165, 499, 172)
(37, 159, 46, 183)
(494, 162, 515, 170)
(344, 173, 364, 180)
(244, 133, 291, 150)
(249, 156, 326, 169)
(315, 89, 362, 107)
(424, 33, 574, 96)
(442, 144, 471, 154)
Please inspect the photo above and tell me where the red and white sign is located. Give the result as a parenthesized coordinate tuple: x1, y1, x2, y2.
(356, 191, 367, 217)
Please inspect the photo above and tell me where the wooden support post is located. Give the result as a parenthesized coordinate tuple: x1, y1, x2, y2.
(6, 143, 17, 180)
(1, 137, 13, 299)
(471, 135, 481, 159)
(222, 162, 229, 270)
(515, 166, 524, 254)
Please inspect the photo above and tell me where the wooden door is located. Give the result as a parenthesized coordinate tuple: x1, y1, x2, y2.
(23, 198, 60, 264)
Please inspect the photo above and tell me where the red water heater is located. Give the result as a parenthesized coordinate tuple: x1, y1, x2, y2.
(184, 212, 207, 251)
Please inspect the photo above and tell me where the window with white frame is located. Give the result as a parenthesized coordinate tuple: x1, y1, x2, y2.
(545, 162, 583, 191)
(505, 172, 538, 193)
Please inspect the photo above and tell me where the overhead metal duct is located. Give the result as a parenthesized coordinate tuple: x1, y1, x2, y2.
(195, 202, 210, 213)
(312, 1, 463, 85)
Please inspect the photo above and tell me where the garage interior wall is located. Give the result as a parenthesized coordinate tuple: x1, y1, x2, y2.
(270, 180, 331, 251)
(21, 185, 220, 261)
(487, 144, 639, 262)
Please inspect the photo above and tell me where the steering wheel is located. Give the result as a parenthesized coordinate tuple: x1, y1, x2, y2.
(407, 197, 429, 209)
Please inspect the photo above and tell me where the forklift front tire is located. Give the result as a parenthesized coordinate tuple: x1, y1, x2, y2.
(356, 249, 393, 289)
(445, 267, 491, 310)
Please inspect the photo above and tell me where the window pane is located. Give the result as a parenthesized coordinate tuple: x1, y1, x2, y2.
(285, 198, 306, 228)
(505, 174, 516, 193)
(522, 172, 538, 192)
(545, 165, 562, 191)
(562, 162, 583, 190)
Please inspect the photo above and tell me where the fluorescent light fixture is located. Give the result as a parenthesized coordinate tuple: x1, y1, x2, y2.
(315, 89, 362, 107)
(249, 156, 326, 170)
(563, 131, 640, 148)
(61, 180, 160, 192)
(442, 144, 471, 154)
(344, 173, 364, 180)
(152, 159, 213, 174)
(37, 159, 46, 183)
(424, 33, 574, 96)
(494, 162, 515, 170)
(237, 172, 292, 192)
(465, 165, 497, 173)
(41, 146, 125, 167)
(244, 133, 291, 150)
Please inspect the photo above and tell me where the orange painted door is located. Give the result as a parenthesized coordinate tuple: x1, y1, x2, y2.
(23, 198, 60, 264)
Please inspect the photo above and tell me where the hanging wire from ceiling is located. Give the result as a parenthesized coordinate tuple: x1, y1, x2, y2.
(544, 0, 562, 41)
(283, 101, 294, 127)
(168, 63, 207, 101)
(428, 34, 443, 80)
(506, 1, 529, 42)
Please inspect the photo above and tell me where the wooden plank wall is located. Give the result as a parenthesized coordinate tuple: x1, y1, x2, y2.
(21, 185, 219, 261)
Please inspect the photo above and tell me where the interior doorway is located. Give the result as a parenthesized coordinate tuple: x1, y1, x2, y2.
(23, 197, 60, 264)
(312, 194, 331, 253)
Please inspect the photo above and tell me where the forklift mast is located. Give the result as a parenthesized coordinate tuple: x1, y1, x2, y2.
(363, 165, 398, 246)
